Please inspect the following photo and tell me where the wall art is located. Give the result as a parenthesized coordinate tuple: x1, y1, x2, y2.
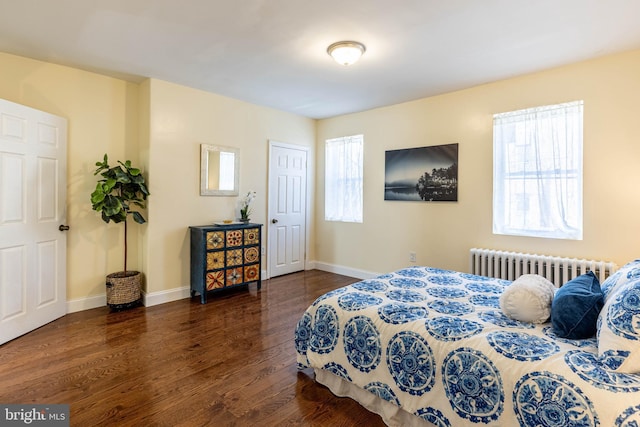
(384, 143, 458, 201)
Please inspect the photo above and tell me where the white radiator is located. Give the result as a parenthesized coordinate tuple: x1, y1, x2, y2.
(469, 248, 618, 287)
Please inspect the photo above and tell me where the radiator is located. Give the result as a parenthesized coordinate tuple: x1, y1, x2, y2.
(469, 248, 618, 287)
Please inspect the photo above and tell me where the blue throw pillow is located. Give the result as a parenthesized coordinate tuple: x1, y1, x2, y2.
(551, 271, 604, 339)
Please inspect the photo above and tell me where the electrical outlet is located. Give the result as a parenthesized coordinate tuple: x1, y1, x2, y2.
(409, 252, 417, 263)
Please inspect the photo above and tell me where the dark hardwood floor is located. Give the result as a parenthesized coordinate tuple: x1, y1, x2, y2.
(0, 270, 387, 426)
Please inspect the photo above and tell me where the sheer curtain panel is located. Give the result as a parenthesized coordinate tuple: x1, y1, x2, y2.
(325, 135, 364, 223)
(493, 101, 583, 240)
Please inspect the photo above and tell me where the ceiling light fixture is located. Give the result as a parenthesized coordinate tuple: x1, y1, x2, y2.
(327, 41, 366, 66)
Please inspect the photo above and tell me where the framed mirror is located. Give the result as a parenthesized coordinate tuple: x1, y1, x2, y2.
(200, 144, 239, 196)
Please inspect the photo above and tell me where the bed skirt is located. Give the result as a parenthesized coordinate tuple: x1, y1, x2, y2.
(314, 368, 435, 427)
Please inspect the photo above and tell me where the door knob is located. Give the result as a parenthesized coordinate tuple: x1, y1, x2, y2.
(271, 219, 278, 224)
(59, 224, 70, 231)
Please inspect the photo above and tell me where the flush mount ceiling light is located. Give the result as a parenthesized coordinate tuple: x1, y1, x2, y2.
(327, 41, 366, 66)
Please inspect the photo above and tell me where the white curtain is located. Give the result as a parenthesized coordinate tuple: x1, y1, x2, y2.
(325, 135, 364, 223)
(493, 101, 583, 240)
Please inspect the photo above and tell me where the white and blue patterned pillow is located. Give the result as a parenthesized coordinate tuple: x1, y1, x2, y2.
(600, 259, 640, 301)
(597, 278, 640, 374)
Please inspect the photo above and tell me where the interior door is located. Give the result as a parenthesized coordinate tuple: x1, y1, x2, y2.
(268, 141, 307, 278)
(0, 98, 67, 345)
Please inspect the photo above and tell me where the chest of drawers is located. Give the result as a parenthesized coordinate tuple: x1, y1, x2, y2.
(190, 223, 262, 303)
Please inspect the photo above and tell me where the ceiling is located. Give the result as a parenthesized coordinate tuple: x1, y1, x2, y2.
(1, 1, 640, 119)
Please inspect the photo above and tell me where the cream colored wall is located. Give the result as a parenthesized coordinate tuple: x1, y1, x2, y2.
(0, 52, 141, 303)
(3, 47, 637, 307)
(316, 49, 640, 275)
(144, 79, 316, 295)
(0, 52, 314, 306)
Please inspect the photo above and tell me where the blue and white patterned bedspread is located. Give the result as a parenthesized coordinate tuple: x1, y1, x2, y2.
(295, 267, 640, 426)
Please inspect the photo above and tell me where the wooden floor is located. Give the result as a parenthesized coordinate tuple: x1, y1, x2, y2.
(0, 270, 387, 427)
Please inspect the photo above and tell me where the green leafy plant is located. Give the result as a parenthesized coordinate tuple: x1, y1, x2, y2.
(90, 154, 150, 274)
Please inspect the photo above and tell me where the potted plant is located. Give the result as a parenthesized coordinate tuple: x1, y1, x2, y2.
(90, 154, 150, 310)
(239, 190, 256, 223)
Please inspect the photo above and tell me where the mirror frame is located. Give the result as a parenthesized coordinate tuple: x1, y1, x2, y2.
(200, 144, 240, 196)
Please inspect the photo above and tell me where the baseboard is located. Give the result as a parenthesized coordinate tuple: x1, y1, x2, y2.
(66, 286, 191, 313)
(143, 273, 268, 305)
(312, 261, 380, 281)
(67, 294, 107, 313)
(143, 286, 191, 307)
(66, 266, 355, 313)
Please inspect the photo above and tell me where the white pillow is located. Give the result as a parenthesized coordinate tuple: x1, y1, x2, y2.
(500, 274, 556, 324)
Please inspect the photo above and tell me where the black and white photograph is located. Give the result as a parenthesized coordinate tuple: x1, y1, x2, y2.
(384, 143, 458, 201)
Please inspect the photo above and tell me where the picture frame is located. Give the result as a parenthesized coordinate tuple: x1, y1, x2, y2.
(384, 143, 458, 201)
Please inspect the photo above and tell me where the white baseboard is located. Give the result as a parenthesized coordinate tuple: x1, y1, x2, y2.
(66, 294, 107, 313)
(65, 286, 191, 312)
(143, 274, 268, 305)
(66, 264, 366, 313)
(311, 261, 380, 281)
(143, 286, 192, 307)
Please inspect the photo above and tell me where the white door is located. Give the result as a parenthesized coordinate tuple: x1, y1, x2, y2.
(268, 141, 307, 278)
(0, 98, 67, 345)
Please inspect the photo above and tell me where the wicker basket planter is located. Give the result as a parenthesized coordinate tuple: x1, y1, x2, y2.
(106, 271, 142, 310)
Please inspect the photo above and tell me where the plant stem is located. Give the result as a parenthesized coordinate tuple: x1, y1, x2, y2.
(124, 217, 128, 274)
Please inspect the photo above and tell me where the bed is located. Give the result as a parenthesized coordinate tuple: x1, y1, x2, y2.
(294, 263, 640, 427)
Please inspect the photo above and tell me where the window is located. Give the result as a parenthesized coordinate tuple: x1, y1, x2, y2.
(325, 134, 363, 222)
(493, 101, 583, 240)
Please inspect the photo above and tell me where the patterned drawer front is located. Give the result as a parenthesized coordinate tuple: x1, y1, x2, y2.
(206, 231, 225, 250)
(244, 264, 260, 282)
(226, 230, 243, 247)
(207, 251, 224, 270)
(244, 228, 259, 245)
(226, 249, 243, 267)
(226, 267, 243, 285)
(206, 271, 225, 290)
(244, 246, 260, 264)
